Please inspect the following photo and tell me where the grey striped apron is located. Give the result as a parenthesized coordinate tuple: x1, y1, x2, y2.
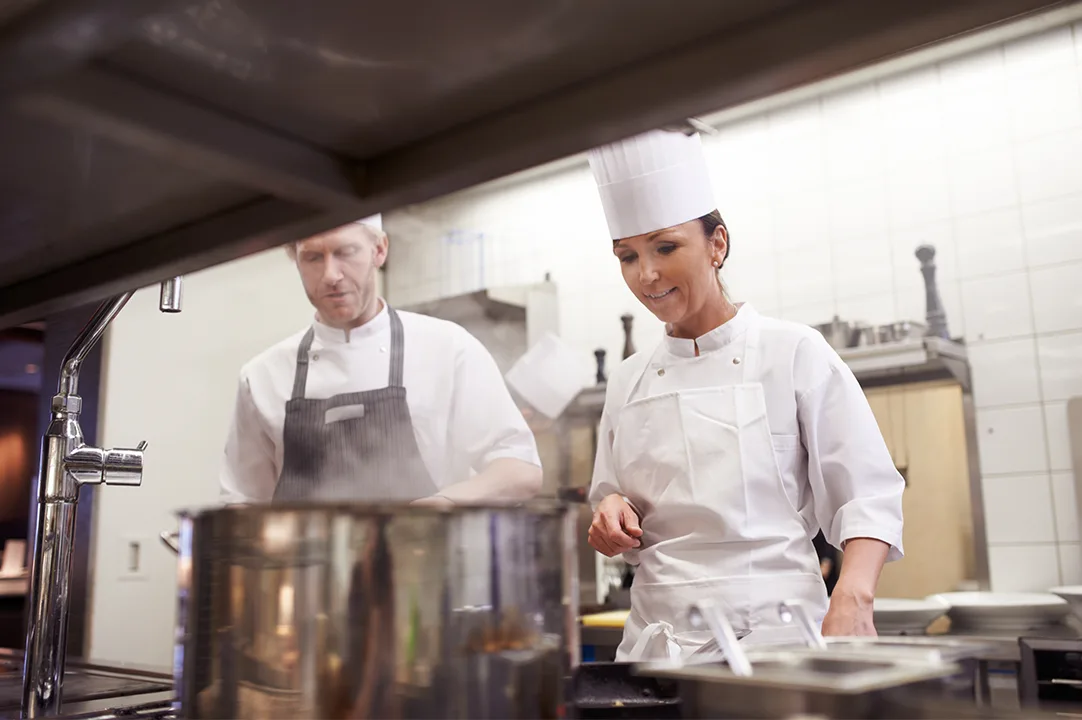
(272, 307, 438, 502)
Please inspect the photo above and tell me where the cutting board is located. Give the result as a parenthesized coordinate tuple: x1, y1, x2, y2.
(580, 609, 629, 628)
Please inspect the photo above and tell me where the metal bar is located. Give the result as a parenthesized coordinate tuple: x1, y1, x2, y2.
(0, 197, 359, 328)
(0, 0, 1066, 328)
(14, 66, 366, 211)
(359, 0, 1067, 213)
(0, 0, 183, 94)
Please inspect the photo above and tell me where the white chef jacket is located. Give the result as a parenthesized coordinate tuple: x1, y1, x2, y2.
(591, 303, 905, 560)
(221, 301, 541, 502)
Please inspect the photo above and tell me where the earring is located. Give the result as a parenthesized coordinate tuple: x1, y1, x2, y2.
(713, 260, 720, 268)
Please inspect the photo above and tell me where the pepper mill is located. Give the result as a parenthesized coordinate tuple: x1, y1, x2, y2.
(915, 244, 950, 339)
(594, 349, 607, 385)
(620, 313, 636, 359)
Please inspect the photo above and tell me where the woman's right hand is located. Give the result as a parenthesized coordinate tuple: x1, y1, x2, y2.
(588, 493, 643, 557)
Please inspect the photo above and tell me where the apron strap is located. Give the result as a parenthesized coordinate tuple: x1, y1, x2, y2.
(626, 621, 682, 663)
(387, 307, 406, 388)
(290, 327, 317, 400)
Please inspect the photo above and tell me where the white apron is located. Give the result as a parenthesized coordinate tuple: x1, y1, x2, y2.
(612, 321, 828, 662)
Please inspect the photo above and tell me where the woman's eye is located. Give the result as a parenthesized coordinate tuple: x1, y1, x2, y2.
(619, 254, 637, 264)
(658, 244, 676, 255)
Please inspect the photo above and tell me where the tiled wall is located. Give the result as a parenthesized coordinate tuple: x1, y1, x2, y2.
(386, 22, 1082, 590)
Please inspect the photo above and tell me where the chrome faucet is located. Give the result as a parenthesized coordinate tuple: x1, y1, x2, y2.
(21, 279, 183, 718)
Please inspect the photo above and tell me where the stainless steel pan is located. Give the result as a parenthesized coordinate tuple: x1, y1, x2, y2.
(162, 501, 579, 719)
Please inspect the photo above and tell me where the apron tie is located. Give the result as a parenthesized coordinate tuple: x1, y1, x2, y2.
(626, 621, 682, 662)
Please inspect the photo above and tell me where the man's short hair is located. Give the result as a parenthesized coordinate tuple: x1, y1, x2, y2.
(285, 220, 385, 259)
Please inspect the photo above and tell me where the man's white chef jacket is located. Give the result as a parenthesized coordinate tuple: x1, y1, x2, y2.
(221, 302, 541, 502)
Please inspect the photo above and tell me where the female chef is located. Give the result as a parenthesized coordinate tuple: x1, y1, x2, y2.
(586, 126, 904, 662)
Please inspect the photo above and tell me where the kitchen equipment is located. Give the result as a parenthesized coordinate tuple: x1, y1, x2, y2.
(916, 245, 950, 339)
(164, 501, 578, 719)
(620, 314, 635, 359)
(873, 597, 950, 635)
(594, 349, 607, 385)
(573, 662, 681, 719)
(1048, 586, 1082, 622)
(813, 316, 857, 350)
(930, 592, 1071, 631)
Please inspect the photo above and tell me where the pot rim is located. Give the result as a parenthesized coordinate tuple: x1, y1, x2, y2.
(172, 497, 573, 520)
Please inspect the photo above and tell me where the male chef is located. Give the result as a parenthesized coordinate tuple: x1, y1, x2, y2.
(219, 215, 543, 505)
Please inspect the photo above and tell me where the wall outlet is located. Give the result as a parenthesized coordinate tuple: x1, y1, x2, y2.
(118, 537, 149, 581)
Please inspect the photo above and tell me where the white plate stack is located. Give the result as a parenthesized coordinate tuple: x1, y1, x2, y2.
(928, 592, 1071, 631)
(873, 597, 950, 634)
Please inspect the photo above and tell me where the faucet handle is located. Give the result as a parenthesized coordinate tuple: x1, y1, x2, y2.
(102, 442, 147, 486)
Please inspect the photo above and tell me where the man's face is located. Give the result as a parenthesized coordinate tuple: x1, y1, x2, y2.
(293, 224, 387, 328)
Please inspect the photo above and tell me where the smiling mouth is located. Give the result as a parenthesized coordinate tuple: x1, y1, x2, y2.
(645, 288, 675, 300)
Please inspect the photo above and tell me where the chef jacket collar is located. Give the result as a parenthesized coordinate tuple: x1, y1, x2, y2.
(663, 302, 755, 358)
(312, 298, 390, 345)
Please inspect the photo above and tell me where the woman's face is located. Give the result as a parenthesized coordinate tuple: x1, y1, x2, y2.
(613, 219, 727, 326)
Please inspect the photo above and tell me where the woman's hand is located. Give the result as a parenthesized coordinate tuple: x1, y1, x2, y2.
(588, 494, 643, 557)
(819, 537, 889, 637)
(821, 587, 876, 637)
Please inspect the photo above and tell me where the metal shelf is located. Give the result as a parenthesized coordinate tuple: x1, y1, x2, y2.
(0, 0, 1068, 328)
(839, 337, 972, 391)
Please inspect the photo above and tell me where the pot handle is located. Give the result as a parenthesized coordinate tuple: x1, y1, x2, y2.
(160, 530, 180, 555)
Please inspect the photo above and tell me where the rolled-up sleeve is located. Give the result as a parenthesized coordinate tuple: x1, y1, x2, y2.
(797, 340, 905, 562)
(448, 330, 541, 471)
(220, 372, 278, 504)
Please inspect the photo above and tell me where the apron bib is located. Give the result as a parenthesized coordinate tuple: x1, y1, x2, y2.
(273, 307, 438, 502)
(611, 322, 827, 661)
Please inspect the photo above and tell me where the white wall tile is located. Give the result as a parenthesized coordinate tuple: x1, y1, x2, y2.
(878, 66, 946, 167)
(827, 177, 888, 241)
(960, 271, 1033, 342)
(983, 474, 1056, 543)
(989, 544, 1063, 591)
(1059, 543, 1082, 585)
(772, 189, 830, 253)
(940, 48, 1011, 154)
(954, 208, 1026, 279)
(885, 157, 952, 230)
(767, 99, 825, 195)
(723, 201, 776, 258)
(722, 252, 780, 310)
(1052, 472, 1080, 543)
(832, 235, 893, 300)
(822, 85, 885, 183)
(780, 301, 838, 328)
(835, 292, 898, 328)
(948, 146, 1019, 217)
(968, 338, 1041, 407)
(891, 221, 956, 291)
(1030, 262, 1082, 334)
(1014, 128, 1082, 204)
(778, 247, 834, 307)
(1044, 401, 1074, 472)
(977, 405, 1050, 475)
(1037, 331, 1082, 402)
(1004, 26, 1078, 77)
(1007, 67, 1082, 141)
(1023, 194, 1082, 267)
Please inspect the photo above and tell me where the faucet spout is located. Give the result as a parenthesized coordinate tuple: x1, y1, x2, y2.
(159, 277, 182, 313)
(21, 285, 166, 718)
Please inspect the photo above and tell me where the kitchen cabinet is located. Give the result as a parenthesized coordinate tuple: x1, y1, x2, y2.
(865, 380, 976, 598)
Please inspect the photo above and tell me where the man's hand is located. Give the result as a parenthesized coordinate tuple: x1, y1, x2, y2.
(588, 494, 643, 557)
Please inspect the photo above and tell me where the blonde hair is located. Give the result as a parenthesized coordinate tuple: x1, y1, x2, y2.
(285, 221, 384, 259)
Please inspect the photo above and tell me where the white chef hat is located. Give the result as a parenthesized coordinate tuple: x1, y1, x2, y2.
(355, 213, 382, 233)
(588, 127, 716, 240)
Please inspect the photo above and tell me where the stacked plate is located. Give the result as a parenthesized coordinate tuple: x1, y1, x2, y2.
(873, 597, 950, 634)
(1048, 586, 1082, 620)
(928, 592, 1071, 631)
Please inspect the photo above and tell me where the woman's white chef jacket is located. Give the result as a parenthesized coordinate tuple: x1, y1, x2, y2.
(590, 303, 905, 659)
(220, 302, 541, 502)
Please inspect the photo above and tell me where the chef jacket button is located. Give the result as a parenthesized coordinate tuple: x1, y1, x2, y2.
(657, 368, 665, 377)
(312, 353, 320, 361)
(733, 357, 742, 365)
(380, 346, 388, 353)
